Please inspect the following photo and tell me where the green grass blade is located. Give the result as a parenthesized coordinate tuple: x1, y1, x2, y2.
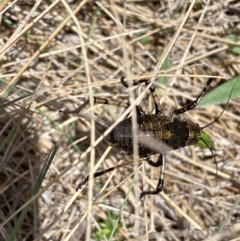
(198, 76, 240, 108)
(8, 146, 57, 241)
(197, 130, 212, 149)
(157, 55, 172, 86)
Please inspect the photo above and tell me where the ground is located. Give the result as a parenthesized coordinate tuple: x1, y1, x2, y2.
(1, 1, 240, 240)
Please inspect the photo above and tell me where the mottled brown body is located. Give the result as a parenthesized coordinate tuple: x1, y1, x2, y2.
(107, 114, 201, 156)
(64, 76, 220, 199)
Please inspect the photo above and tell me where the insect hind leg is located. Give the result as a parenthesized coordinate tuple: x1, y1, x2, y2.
(61, 96, 145, 115)
(76, 159, 141, 192)
(172, 78, 214, 116)
(76, 166, 115, 191)
(121, 77, 162, 114)
(95, 97, 145, 115)
(140, 154, 165, 199)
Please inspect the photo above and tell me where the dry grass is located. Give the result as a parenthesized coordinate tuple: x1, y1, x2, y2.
(1, 0, 240, 240)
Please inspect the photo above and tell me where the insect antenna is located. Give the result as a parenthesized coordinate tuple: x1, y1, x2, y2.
(198, 136, 218, 189)
(200, 78, 238, 130)
(199, 78, 238, 190)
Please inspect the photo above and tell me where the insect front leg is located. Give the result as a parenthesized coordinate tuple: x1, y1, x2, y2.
(172, 78, 214, 116)
(140, 154, 165, 199)
(120, 77, 162, 115)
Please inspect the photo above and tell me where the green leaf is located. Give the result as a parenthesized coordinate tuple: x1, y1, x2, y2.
(91, 211, 122, 241)
(157, 76, 168, 86)
(140, 36, 151, 45)
(197, 76, 240, 108)
(197, 130, 212, 149)
(161, 55, 172, 70)
(157, 56, 172, 86)
(226, 35, 240, 54)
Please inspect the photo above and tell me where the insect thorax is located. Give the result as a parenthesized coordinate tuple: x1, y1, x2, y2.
(107, 114, 201, 156)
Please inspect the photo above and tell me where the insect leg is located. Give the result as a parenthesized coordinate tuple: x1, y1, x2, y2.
(76, 166, 115, 191)
(76, 160, 138, 191)
(61, 97, 145, 115)
(60, 98, 89, 114)
(172, 78, 214, 116)
(140, 154, 165, 199)
(94, 97, 145, 115)
(121, 77, 162, 114)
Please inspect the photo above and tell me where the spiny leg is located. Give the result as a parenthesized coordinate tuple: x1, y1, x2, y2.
(76, 160, 139, 191)
(121, 77, 162, 115)
(76, 166, 115, 191)
(140, 154, 165, 199)
(60, 98, 89, 114)
(94, 97, 145, 115)
(61, 96, 145, 115)
(172, 78, 214, 116)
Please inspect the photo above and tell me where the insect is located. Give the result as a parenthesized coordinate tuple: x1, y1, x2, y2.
(63, 76, 233, 199)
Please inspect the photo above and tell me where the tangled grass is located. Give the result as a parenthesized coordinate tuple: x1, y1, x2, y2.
(1, 1, 240, 240)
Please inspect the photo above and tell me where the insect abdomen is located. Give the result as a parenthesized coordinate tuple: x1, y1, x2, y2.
(107, 118, 133, 151)
(107, 114, 201, 156)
